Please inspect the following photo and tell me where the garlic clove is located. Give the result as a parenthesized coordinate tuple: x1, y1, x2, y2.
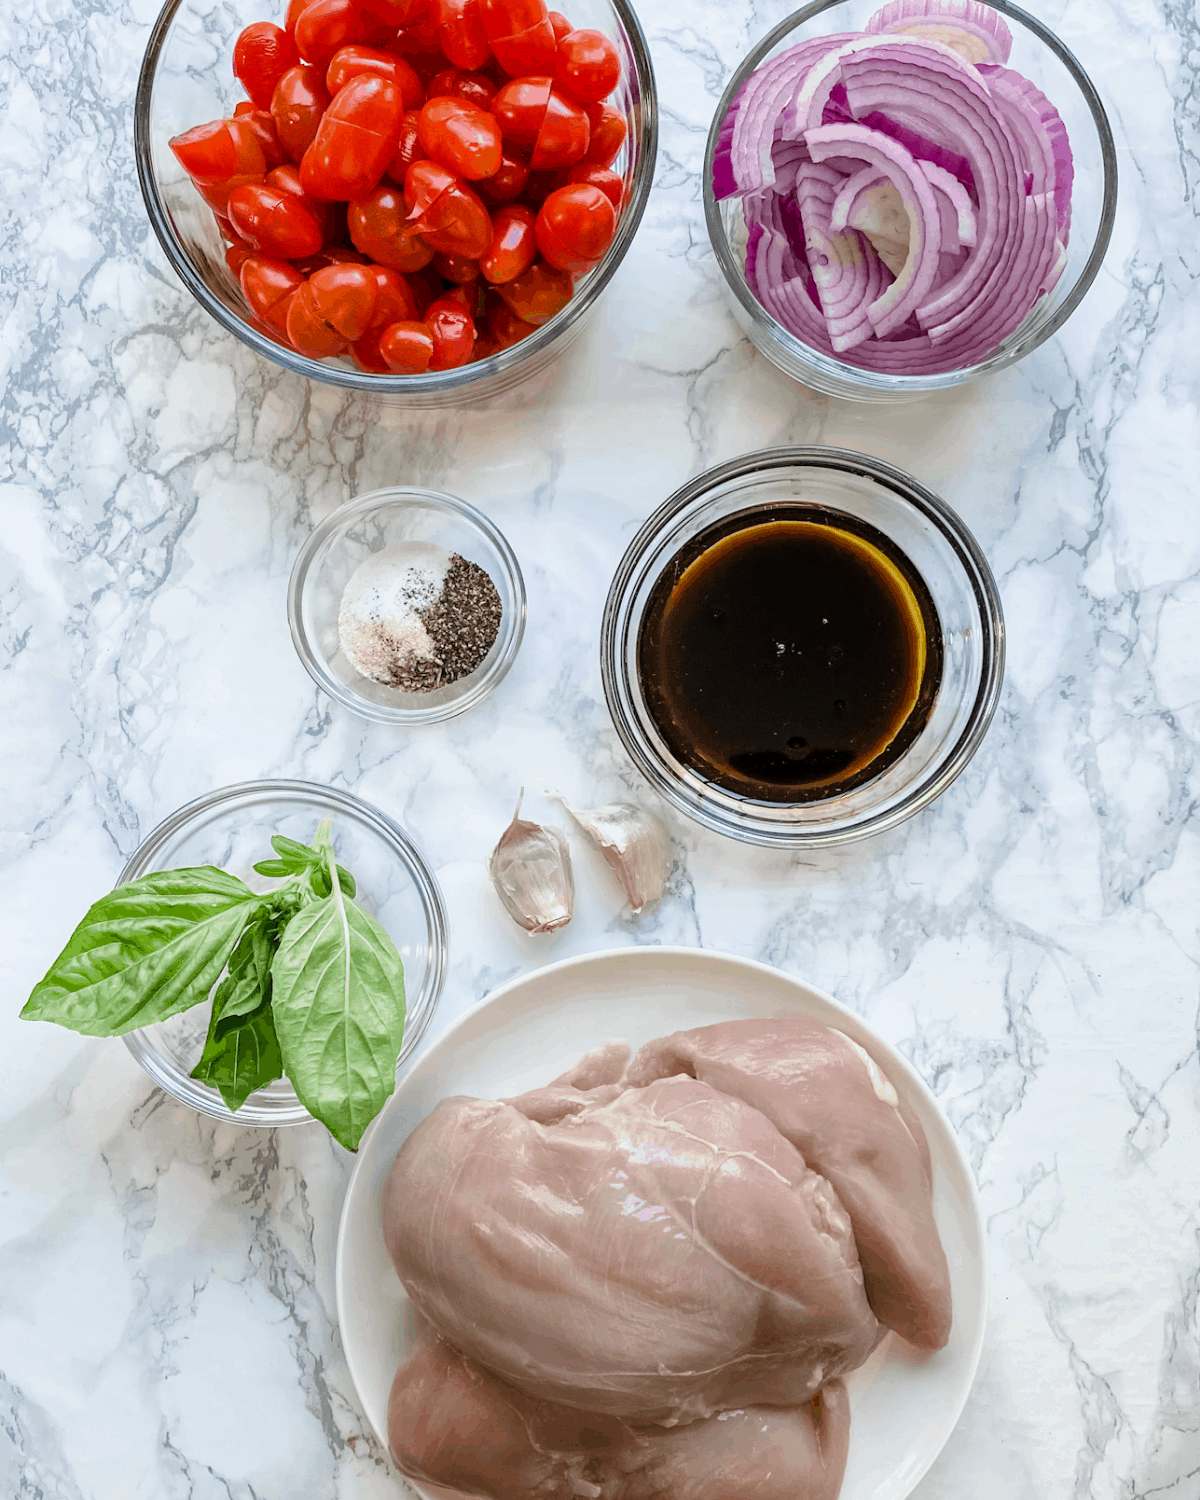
(554, 797, 674, 914)
(488, 792, 574, 935)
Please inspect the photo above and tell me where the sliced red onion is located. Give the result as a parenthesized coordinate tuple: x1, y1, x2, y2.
(831, 167, 910, 275)
(724, 35, 856, 196)
(796, 162, 891, 351)
(920, 158, 976, 246)
(858, 109, 975, 196)
(866, 0, 1012, 66)
(806, 120, 943, 338)
(979, 62, 1073, 241)
(712, 83, 744, 200)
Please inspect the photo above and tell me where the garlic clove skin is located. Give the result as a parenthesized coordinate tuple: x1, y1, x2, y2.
(554, 798, 674, 914)
(488, 793, 574, 935)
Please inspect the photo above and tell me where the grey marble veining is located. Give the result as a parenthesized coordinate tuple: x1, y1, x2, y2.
(2, 0, 1199, 1495)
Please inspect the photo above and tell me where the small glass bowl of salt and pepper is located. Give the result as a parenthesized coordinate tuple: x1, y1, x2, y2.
(288, 489, 527, 726)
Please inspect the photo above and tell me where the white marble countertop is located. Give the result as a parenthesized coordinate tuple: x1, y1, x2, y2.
(2, 0, 1198, 1495)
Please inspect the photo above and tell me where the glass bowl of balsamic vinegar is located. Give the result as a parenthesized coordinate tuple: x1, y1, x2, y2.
(601, 448, 1004, 848)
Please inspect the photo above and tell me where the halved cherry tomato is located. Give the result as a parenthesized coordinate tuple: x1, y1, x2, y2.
(404, 159, 459, 218)
(293, 244, 369, 274)
(479, 202, 535, 283)
(293, 0, 370, 67)
(350, 182, 436, 270)
(583, 102, 625, 166)
(386, 110, 425, 182)
(240, 254, 305, 330)
(224, 237, 256, 277)
(362, 0, 432, 24)
(194, 171, 265, 216)
(308, 261, 379, 338)
(412, 176, 493, 257)
(564, 161, 622, 208)
(285, 0, 309, 37)
(270, 65, 331, 161)
(170, 116, 267, 180)
(486, 290, 538, 347)
(434, 250, 482, 282)
(228, 181, 326, 257)
(426, 67, 497, 109)
(492, 76, 550, 150)
(520, 166, 562, 205)
(480, 0, 556, 75)
(286, 280, 350, 356)
(394, 19, 444, 59)
(325, 46, 424, 107)
(266, 162, 337, 237)
(553, 29, 619, 103)
(436, 0, 490, 70)
(534, 181, 614, 271)
(379, 320, 435, 370)
(234, 22, 300, 107)
(426, 294, 476, 367)
(233, 107, 287, 169)
(418, 97, 502, 180)
(547, 9, 570, 42)
(368, 263, 421, 323)
(477, 146, 529, 203)
(301, 75, 403, 200)
(495, 258, 571, 321)
(530, 87, 588, 168)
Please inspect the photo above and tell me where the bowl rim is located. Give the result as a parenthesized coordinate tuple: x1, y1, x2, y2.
(702, 0, 1119, 393)
(134, 0, 658, 395)
(119, 777, 450, 1126)
(288, 486, 528, 724)
(600, 444, 1006, 847)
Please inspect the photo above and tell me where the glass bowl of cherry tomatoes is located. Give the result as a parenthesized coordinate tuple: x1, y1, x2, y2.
(134, 0, 656, 403)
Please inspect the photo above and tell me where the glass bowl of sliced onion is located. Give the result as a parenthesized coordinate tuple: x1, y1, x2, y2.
(703, 0, 1116, 402)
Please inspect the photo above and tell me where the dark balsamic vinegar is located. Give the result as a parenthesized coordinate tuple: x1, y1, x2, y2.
(637, 507, 943, 803)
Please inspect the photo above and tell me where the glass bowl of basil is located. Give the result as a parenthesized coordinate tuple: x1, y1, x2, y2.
(24, 780, 448, 1148)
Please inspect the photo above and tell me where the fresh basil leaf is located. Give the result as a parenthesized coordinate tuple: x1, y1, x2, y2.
(270, 854, 405, 1152)
(213, 906, 276, 1033)
(252, 858, 293, 878)
(21, 868, 263, 1037)
(192, 997, 283, 1111)
(271, 834, 316, 863)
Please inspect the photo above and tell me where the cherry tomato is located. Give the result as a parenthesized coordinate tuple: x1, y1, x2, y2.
(495, 258, 571, 321)
(386, 110, 425, 182)
(233, 107, 287, 169)
(266, 162, 337, 236)
(486, 291, 538, 348)
(480, 0, 556, 74)
(379, 320, 435, 370)
(436, 0, 490, 70)
(530, 87, 588, 168)
(404, 159, 459, 218)
(426, 294, 476, 367)
(412, 175, 493, 258)
(301, 75, 403, 200)
(418, 97, 502, 180)
(434, 250, 482, 282)
(286, 281, 350, 356)
(394, 19, 444, 59)
(240, 254, 305, 330)
(310, 261, 380, 337)
(325, 46, 424, 107)
(368, 263, 420, 323)
(293, 244, 370, 274)
(351, 325, 392, 370)
(228, 181, 326, 257)
(364, 0, 433, 22)
(426, 67, 497, 109)
(477, 146, 529, 203)
(479, 202, 535, 282)
(349, 182, 436, 269)
(553, 29, 619, 103)
(234, 22, 300, 107)
(270, 65, 332, 161)
(547, 9, 570, 42)
(170, 116, 267, 180)
(521, 166, 562, 204)
(564, 161, 622, 208)
(584, 102, 625, 166)
(194, 171, 265, 216)
(293, 0, 369, 66)
(534, 181, 614, 271)
(285, 0, 309, 36)
(224, 237, 256, 277)
(492, 76, 550, 150)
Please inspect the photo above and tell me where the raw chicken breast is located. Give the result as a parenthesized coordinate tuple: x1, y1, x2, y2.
(625, 1018, 952, 1349)
(388, 1332, 852, 1500)
(382, 1074, 879, 1422)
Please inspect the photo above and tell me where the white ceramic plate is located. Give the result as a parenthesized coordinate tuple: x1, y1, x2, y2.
(336, 947, 987, 1500)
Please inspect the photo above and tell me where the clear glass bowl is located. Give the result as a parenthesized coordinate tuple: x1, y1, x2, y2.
(601, 447, 1005, 847)
(120, 780, 448, 1128)
(134, 0, 657, 405)
(703, 0, 1117, 402)
(288, 487, 526, 724)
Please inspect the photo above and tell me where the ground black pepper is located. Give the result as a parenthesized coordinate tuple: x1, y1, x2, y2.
(381, 553, 502, 692)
